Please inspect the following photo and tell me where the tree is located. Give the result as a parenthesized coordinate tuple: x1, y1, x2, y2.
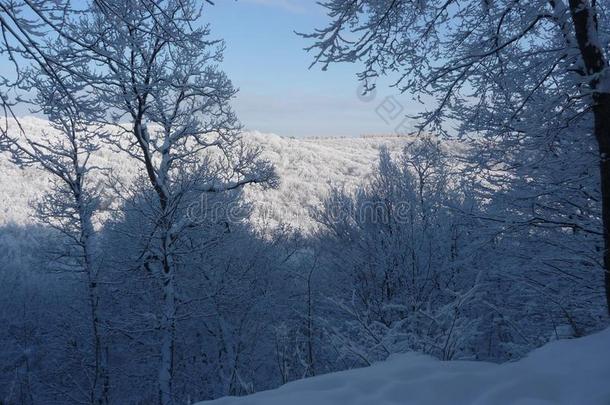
(0, 1, 68, 126)
(313, 139, 483, 362)
(55, 1, 278, 402)
(0, 67, 109, 403)
(304, 0, 610, 314)
(0, 1, 108, 131)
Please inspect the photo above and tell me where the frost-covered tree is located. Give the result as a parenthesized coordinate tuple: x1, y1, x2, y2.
(466, 123, 606, 353)
(0, 68, 109, 403)
(98, 183, 300, 402)
(48, 1, 279, 402)
(314, 139, 484, 362)
(305, 0, 610, 313)
(0, 1, 113, 132)
(0, 1, 68, 124)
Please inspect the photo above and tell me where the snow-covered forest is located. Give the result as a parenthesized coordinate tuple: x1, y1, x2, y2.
(0, 1, 609, 404)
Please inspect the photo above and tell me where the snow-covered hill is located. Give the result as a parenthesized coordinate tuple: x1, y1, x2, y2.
(0, 117, 419, 231)
(198, 327, 610, 405)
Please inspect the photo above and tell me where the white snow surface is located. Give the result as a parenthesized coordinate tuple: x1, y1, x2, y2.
(198, 327, 610, 405)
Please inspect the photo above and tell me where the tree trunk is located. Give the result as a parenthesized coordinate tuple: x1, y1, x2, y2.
(568, 0, 610, 315)
(81, 210, 109, 404)
(159, 240, 176, 405)
(305, 266, 316, 377)
(594, 95, 610, 315)
(88, 279, 109, 405)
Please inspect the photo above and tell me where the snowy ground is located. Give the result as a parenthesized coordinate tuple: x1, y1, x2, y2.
(198, 327, 610, 405)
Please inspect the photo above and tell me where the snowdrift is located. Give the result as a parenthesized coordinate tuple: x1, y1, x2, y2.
(198, 327, 610, 405)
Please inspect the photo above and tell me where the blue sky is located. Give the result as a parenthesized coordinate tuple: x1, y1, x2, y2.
(1, 0, 420, 137)
(204, 0, 417, 137)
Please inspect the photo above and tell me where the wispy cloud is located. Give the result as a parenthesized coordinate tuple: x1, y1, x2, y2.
(240, 0, 309, 14)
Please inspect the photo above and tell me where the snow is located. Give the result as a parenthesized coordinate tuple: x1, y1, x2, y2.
(198, 327, 610, 405)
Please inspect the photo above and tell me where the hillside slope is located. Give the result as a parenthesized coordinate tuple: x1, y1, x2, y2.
(0, 117, 417, 231)
(198, 327, 610, 405)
